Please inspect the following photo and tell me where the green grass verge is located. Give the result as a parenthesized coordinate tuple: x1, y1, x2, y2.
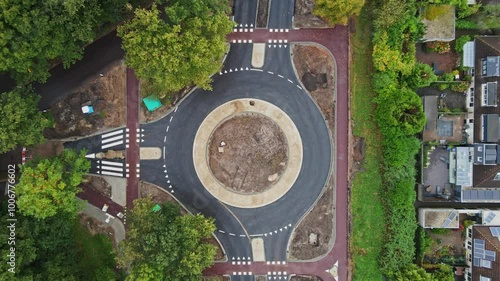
(350, 4, 385, 281)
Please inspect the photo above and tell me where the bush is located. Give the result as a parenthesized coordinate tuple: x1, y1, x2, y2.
(456, 19, 479, 29)
(423, 4, 450, 20)
(425, 41, 450, 54)
(431, 228, 451, 235)
(455, 35, 472, 54)
(450, 82, 469, 92)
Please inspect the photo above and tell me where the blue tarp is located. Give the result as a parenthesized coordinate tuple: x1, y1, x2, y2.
(143, 95, 162, 112)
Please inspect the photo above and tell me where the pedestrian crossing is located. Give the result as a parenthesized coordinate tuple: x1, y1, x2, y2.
(101, 129, 128, 150)
(95, 160, 128, 178)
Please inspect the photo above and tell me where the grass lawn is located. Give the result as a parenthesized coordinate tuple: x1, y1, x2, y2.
(72, 221, 119, 279)
(350, 3, 385, 280)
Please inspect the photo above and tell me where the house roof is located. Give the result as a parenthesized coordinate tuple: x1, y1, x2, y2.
(464, 41, 476, 67)
(421, 5, 456, 42)
(472, 226, 500, 281)
(421, 209, 460, 228)
(472, 37, 500, 189)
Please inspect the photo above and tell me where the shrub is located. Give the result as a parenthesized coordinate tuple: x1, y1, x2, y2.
(431, 228, 451, 235)
(450, 82, 469, 92)
(425, 41, 450, 54)
(455, 35, 472, 54)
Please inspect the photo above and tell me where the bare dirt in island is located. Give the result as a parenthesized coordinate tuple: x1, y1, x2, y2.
(294, 0, 330, 28)
(45, 62, 126, 139)
(208, 113, 288, 194)
(293, 45, 335, 129)
(82, 175, 112, 198)
(257, 0, 269, 28)
(79, 213, 117, 248)
(289, 44, 336, 260)
(27, 141, 65, 159)
(140, 182, 225, 261)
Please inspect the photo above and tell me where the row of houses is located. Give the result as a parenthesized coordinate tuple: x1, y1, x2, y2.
(419, 36, 500, 281)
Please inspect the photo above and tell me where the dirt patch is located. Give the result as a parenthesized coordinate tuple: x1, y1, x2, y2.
(257, 0, 269, 28)
(291, 275, 323, 281)
(45, 62, 126, 139)
(352, 137, 365, 162)
(82, 175, 112, 198)
(255, 276, 267, 281)
(416, 43, 459, 73)
(289, 183, 334, 260)
(79, 213, 117, 249)
(289, 44, 336, 260)
(294, 0, 330, 28)
(26, 140, 65, 159)
(208, 113, 288, 194)
(139, 86, 192, 123)
(293, 45, 336, 129)
(140, 181, 225, 261)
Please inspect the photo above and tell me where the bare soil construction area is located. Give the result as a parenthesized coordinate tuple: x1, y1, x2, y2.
(208, 113, 288, 194)
(257, 0, 269, 27)
(45, 63, 126, 139)
(294, 0, 330, 28)
(289, 44, 336, 260)
(82, 175, 112, 198)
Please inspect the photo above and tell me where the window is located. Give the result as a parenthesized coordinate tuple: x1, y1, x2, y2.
(495, 173, 500, 181)
(478, 146, 483, 152)
(480, 276, 491, 281)
(478, 156, 483, 162)
(482, 59, 487, 76)
(481, 259, 492, 268)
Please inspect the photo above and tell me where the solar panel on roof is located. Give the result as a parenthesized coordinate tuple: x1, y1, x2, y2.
(491, 227, 500, 237)
(485, 212, 496, 223)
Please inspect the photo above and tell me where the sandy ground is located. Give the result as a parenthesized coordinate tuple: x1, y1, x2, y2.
(139, 181, 225, 261)
(208, 113, 288, 194)
(45, 62, 126, 139)
(26, 140, 65, 159)
(79, 213, 117, 249)
(82, 175, 112, 198)
(289, 44, 336, 260)
(294, 0, 330, 28)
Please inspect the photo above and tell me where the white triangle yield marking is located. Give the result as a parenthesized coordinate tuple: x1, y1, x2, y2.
(280, 228, 283, 232)
(229, 69, 233, 72)
(245, 24, 248, 27)
(235, 68, 238, 71)
(224, 70, 227, 73)
(250, 24, 254, 27)
(246, 67, 249, 70)
(85, 153, 95, 159)
(169, 185, 172, 188)
(167, 180, 170, 183)
(268, 45, 271, 48)
(163, 165, 166, 168)
(240, 67, 244, 71)
(164, 170, 167, 173)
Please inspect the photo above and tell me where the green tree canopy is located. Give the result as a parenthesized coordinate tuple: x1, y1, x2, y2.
(404, 63, 438, 90)
(312, 0, 365, 25)
(0, 202, 118, 281)
(17, 149, 91, 219)
(0, 0, 129, 83)
(117, 1, 233, 97)
(0, 86, 51, 153)
(117, 198, 217, 281)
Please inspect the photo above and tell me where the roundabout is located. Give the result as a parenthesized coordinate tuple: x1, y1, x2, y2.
(193, 98, 303, 208)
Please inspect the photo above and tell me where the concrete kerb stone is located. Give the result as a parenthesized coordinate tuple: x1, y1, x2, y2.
(286, 42, 338, 262)
(193, 98, 303, 208)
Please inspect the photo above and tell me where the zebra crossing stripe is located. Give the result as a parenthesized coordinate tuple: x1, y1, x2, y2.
(99, 166, 123, 172)
(101, 161, 123, 167)
(101, 135, 123, 144)
(101, 129, 123, 138)
(100, 170, 123, 177)
(102, 140, 123, 149)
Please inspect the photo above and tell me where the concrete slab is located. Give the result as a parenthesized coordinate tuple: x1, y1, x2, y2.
(101, 175, 127, 206)
(252, 43, 266, 68)
(251, 238, 266, 261)
(140, 147, 162, 160)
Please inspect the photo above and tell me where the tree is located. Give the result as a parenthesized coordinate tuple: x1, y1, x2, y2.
(117, 198, 217, 281)
(0, 201, 118, 281)
(389, 264, 433, 281)
(0, 86, 51, 154)
(118, 1, 233, 98)
(404, 63, 437, 90)
(312, 0, 365, 25)
(0, 0, 130, 83)
(16, 149, 90, 219)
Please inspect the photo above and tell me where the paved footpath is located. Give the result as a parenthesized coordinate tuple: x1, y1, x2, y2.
(205, 27, 350, 281)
